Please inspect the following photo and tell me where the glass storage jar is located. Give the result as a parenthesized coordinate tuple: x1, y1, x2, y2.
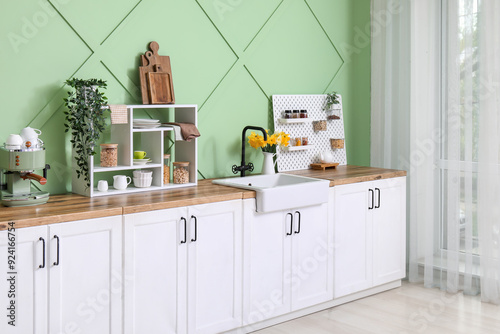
(173, 161, 190, 184)
(163, 154, 170, 184)
(100, 144, 118, 167)
(292, 110, 300, 119)
(284, 110, 292, 119)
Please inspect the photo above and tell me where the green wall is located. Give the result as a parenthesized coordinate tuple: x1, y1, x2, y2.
(0, 0, 371, 195)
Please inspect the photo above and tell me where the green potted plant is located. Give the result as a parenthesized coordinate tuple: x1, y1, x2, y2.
(63, 78, 108, 188)
(324, 91, 341, 120)
(324, 91, 340, 110)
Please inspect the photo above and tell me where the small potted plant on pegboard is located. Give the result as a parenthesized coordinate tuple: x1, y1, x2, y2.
(324, 91, 341, 120)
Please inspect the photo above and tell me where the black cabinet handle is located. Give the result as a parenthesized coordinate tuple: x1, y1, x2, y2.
(286, 213, 293, 236)
(375, 188, 381, 209)
(190, 215, 198, 242)
(368, 189, 374, 210)
(180, 217, 187, 244)
(53, 235, 60, 266)
(294, 211, 301, 234)
(39, 237, 45, 269)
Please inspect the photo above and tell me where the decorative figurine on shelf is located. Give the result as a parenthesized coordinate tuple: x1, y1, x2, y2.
(139, 41, 175, 104)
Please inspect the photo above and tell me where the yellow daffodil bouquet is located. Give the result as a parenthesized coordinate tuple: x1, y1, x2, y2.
(248, 130, 290, 153)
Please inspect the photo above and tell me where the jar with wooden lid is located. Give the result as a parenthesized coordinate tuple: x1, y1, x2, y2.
(100, 144, 118, 167)
(163, 154, 171, 184)
(173, 161, 190, 184)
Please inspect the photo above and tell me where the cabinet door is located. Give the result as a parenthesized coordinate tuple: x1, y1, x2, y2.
(291, 203, 333, 310)
(123, 207, 188, 334)
(0, 226, 47, 334)
(243, 200, 292, 325)
(187, 200, 242, 334)
(333, 183, 373, 298)
(372, 177, 406, 286)
(48, 216, 122, 334)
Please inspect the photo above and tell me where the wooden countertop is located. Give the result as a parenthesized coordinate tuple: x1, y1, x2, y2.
(285, 165, 406, 186)
(0, 165, 406, 230)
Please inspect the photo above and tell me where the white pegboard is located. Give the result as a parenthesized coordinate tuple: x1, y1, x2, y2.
(273, 95, 347, 172)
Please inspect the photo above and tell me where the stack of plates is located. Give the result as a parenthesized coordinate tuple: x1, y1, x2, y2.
(133, 158, 152, 165)
(133, 119, 161, 129)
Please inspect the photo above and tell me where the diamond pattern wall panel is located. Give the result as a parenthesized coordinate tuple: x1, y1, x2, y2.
(0, 0, 371, 195)
(196, 0, 283, 53)
(244, 0, 343, 96)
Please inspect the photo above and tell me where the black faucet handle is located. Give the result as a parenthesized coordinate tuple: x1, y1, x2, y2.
(232, 163, 254, 174)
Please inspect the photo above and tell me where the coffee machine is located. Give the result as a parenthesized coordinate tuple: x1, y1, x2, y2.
(0, 147, 50, 207)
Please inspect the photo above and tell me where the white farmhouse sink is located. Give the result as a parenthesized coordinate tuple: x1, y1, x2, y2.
(213, 173, 330, 213)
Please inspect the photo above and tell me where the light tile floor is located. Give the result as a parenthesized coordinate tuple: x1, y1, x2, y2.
(254, 281, 500, 334)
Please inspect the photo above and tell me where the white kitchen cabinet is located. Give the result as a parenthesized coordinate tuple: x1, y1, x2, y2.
(124, 206, 187, 334)
(243, 199, 333, 325)
(0, 225, 47, 334)
(333, 177, 406, 298)
(0, 216, 122, 334)
(49, 216, 123, 334)
(124, 200, 243, 334)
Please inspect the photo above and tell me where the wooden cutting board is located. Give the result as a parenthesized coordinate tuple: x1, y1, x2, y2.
(139, 42, 175, 104)
(148, 65, 174, 104)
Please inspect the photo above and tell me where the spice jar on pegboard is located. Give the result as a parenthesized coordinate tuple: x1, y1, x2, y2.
(330, 139, 345, 149)
(313, 120, 327, 132)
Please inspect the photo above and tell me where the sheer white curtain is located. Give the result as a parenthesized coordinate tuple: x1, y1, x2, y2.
(477, 0, 500, 303)
(371, 0, 500, 303)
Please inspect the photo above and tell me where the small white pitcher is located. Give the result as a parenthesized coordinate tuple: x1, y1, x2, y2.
(113, 175, 131, 190)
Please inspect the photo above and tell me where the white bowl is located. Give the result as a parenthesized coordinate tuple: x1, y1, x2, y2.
(133, 177, 152, 188)
(133, 170, 153, 178)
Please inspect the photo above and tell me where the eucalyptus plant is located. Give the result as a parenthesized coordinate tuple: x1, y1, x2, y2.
(324, 91, 340, 110)
(63, 78, 108, 189)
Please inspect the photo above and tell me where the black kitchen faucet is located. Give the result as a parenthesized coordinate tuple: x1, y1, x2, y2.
(232, 126, 267, 177)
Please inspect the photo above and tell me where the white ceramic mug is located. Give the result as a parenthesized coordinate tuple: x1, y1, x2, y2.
(5, 134, 23, 149)
(20, 127, 42, 141)
(97, 180, 108, 192)
(6, 134, 23, 145)
(113, 175, 131, 190)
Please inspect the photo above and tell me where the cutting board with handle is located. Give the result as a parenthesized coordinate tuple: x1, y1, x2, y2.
(139, 42, 175, 104)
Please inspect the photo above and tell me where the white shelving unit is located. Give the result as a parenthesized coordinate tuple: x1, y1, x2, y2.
(72, 104, 198, 197)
